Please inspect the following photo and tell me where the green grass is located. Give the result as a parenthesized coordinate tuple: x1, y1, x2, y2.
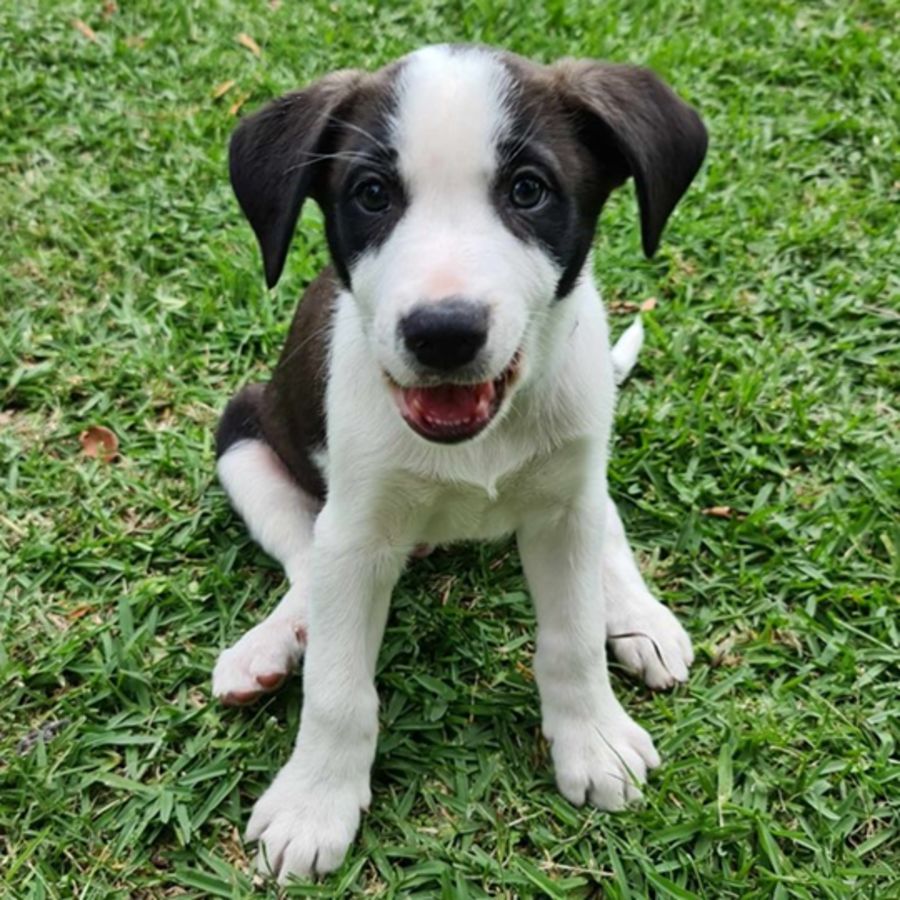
(2, 0, 898, 896)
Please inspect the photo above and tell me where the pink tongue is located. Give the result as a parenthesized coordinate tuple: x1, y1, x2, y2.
(404, 381, 495, 424)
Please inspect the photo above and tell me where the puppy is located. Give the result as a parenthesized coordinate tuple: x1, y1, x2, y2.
(213, 44, 707, 881)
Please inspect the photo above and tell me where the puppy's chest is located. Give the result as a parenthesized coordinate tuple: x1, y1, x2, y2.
(416, 482, 521, 544)
(399, 446, 586, 545)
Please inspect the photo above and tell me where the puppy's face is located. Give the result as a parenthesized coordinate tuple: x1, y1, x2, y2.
(230, 46, 707, 444)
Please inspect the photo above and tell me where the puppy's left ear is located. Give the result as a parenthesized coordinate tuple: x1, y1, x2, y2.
(554, 61, 708, 257)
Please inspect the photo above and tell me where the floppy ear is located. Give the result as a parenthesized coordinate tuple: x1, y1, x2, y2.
(229, 70, 363, 288)
(554, 61, 708, 257)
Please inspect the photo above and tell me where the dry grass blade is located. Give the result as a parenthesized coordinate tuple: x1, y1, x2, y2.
(72, 19, 98, 42)
(237, 32, 261, 56)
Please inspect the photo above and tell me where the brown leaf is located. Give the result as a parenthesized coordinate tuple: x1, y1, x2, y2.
(79, 425, 119, 461)
(608, 300, 640, 315)
(212, 79, 236, 100)
(66, 604, 93, 621)
(72, 19, 98, 42)
(701, 505, 737, 519)
(228, 91, 251, 116)
(237, 32, 261, 57)
(102, 1, 118, 18)
(640, 297, 658, 312)
(269, 0, 283, 8)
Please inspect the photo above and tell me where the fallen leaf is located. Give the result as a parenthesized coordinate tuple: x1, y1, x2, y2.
(72, 19, 98, 42)
(212, 79, 236, 100)
(228, 91, 251, 116)
(102, 1, 118, 18)
(79, 425, 119, 461)
(702, 505, 738, 519)
(66, 604, 93, 621)
(124, 34, 145, 48)
(640, 297, 658, 312)
(269, 0, 283, 8)
(237, 32, 261, 56)
(608, 300, 641, 315)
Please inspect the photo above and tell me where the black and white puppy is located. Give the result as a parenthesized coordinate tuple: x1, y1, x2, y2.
(214, 44, 707, 881)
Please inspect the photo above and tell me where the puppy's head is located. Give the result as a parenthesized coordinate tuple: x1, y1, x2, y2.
(230, 45, 707, 444)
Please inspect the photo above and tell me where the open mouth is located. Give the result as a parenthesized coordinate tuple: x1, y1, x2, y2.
(389, 354, 521, 444)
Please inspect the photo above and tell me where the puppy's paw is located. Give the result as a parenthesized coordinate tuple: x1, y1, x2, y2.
(608, 601, 693, 691)
(246, 763, 367, 883)
(212, 616, 307, 706)
(549, 710, 661, 810)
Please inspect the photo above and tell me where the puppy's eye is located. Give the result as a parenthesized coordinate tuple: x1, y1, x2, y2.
(510, 173, 548, 210)
(354, 177, 391, 214)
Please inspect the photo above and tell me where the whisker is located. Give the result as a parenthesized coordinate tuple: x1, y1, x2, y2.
(282, 149, 382, 176)
(327, 114, 393, 155)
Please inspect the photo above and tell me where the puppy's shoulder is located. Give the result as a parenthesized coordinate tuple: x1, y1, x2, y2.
(259, 266, 341, 499)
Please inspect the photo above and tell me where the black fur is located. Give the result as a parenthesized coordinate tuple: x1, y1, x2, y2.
(562, 61, 709, 258)
(229, 71, 364, 288)
(215, 383, 265, 458)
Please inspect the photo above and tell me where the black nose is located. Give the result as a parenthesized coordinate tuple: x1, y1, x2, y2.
(400, 299, 489, 371)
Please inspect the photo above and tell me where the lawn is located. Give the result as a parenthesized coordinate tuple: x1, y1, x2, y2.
(1, 0, 898, 897)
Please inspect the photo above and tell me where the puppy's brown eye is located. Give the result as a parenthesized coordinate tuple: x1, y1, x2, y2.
(355, 177, 390, 213)
(510, 173, 547, 210)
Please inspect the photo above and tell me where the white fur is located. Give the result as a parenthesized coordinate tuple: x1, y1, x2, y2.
(214, 45, 694, 882)
(611, 316, 644, 384)
(213, 441, 316, 703)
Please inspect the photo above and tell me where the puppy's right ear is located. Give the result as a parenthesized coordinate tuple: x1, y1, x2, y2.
(229, 70, 363, 288)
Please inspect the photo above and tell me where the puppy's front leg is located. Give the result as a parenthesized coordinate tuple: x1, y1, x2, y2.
(518, 498, 661, 809)
(246, 505, 405, 882)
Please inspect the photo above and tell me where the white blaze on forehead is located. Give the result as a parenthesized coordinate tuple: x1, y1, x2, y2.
(391, 46, 512, 194)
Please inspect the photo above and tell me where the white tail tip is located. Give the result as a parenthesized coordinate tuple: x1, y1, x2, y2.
(611, 317, 644, 385)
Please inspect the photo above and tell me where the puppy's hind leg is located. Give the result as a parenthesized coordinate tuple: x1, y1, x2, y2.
(213, 385, 320, 705)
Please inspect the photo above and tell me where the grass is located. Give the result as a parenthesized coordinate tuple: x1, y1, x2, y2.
(1, 0, 898, 896)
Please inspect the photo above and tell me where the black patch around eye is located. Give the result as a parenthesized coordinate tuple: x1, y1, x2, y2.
(315, 83, 408, 288)
(493, 153, 583, 297)
(324, 165, 407, 287)
(494, 133, 616, 300)
(494, 71, 626, 301)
